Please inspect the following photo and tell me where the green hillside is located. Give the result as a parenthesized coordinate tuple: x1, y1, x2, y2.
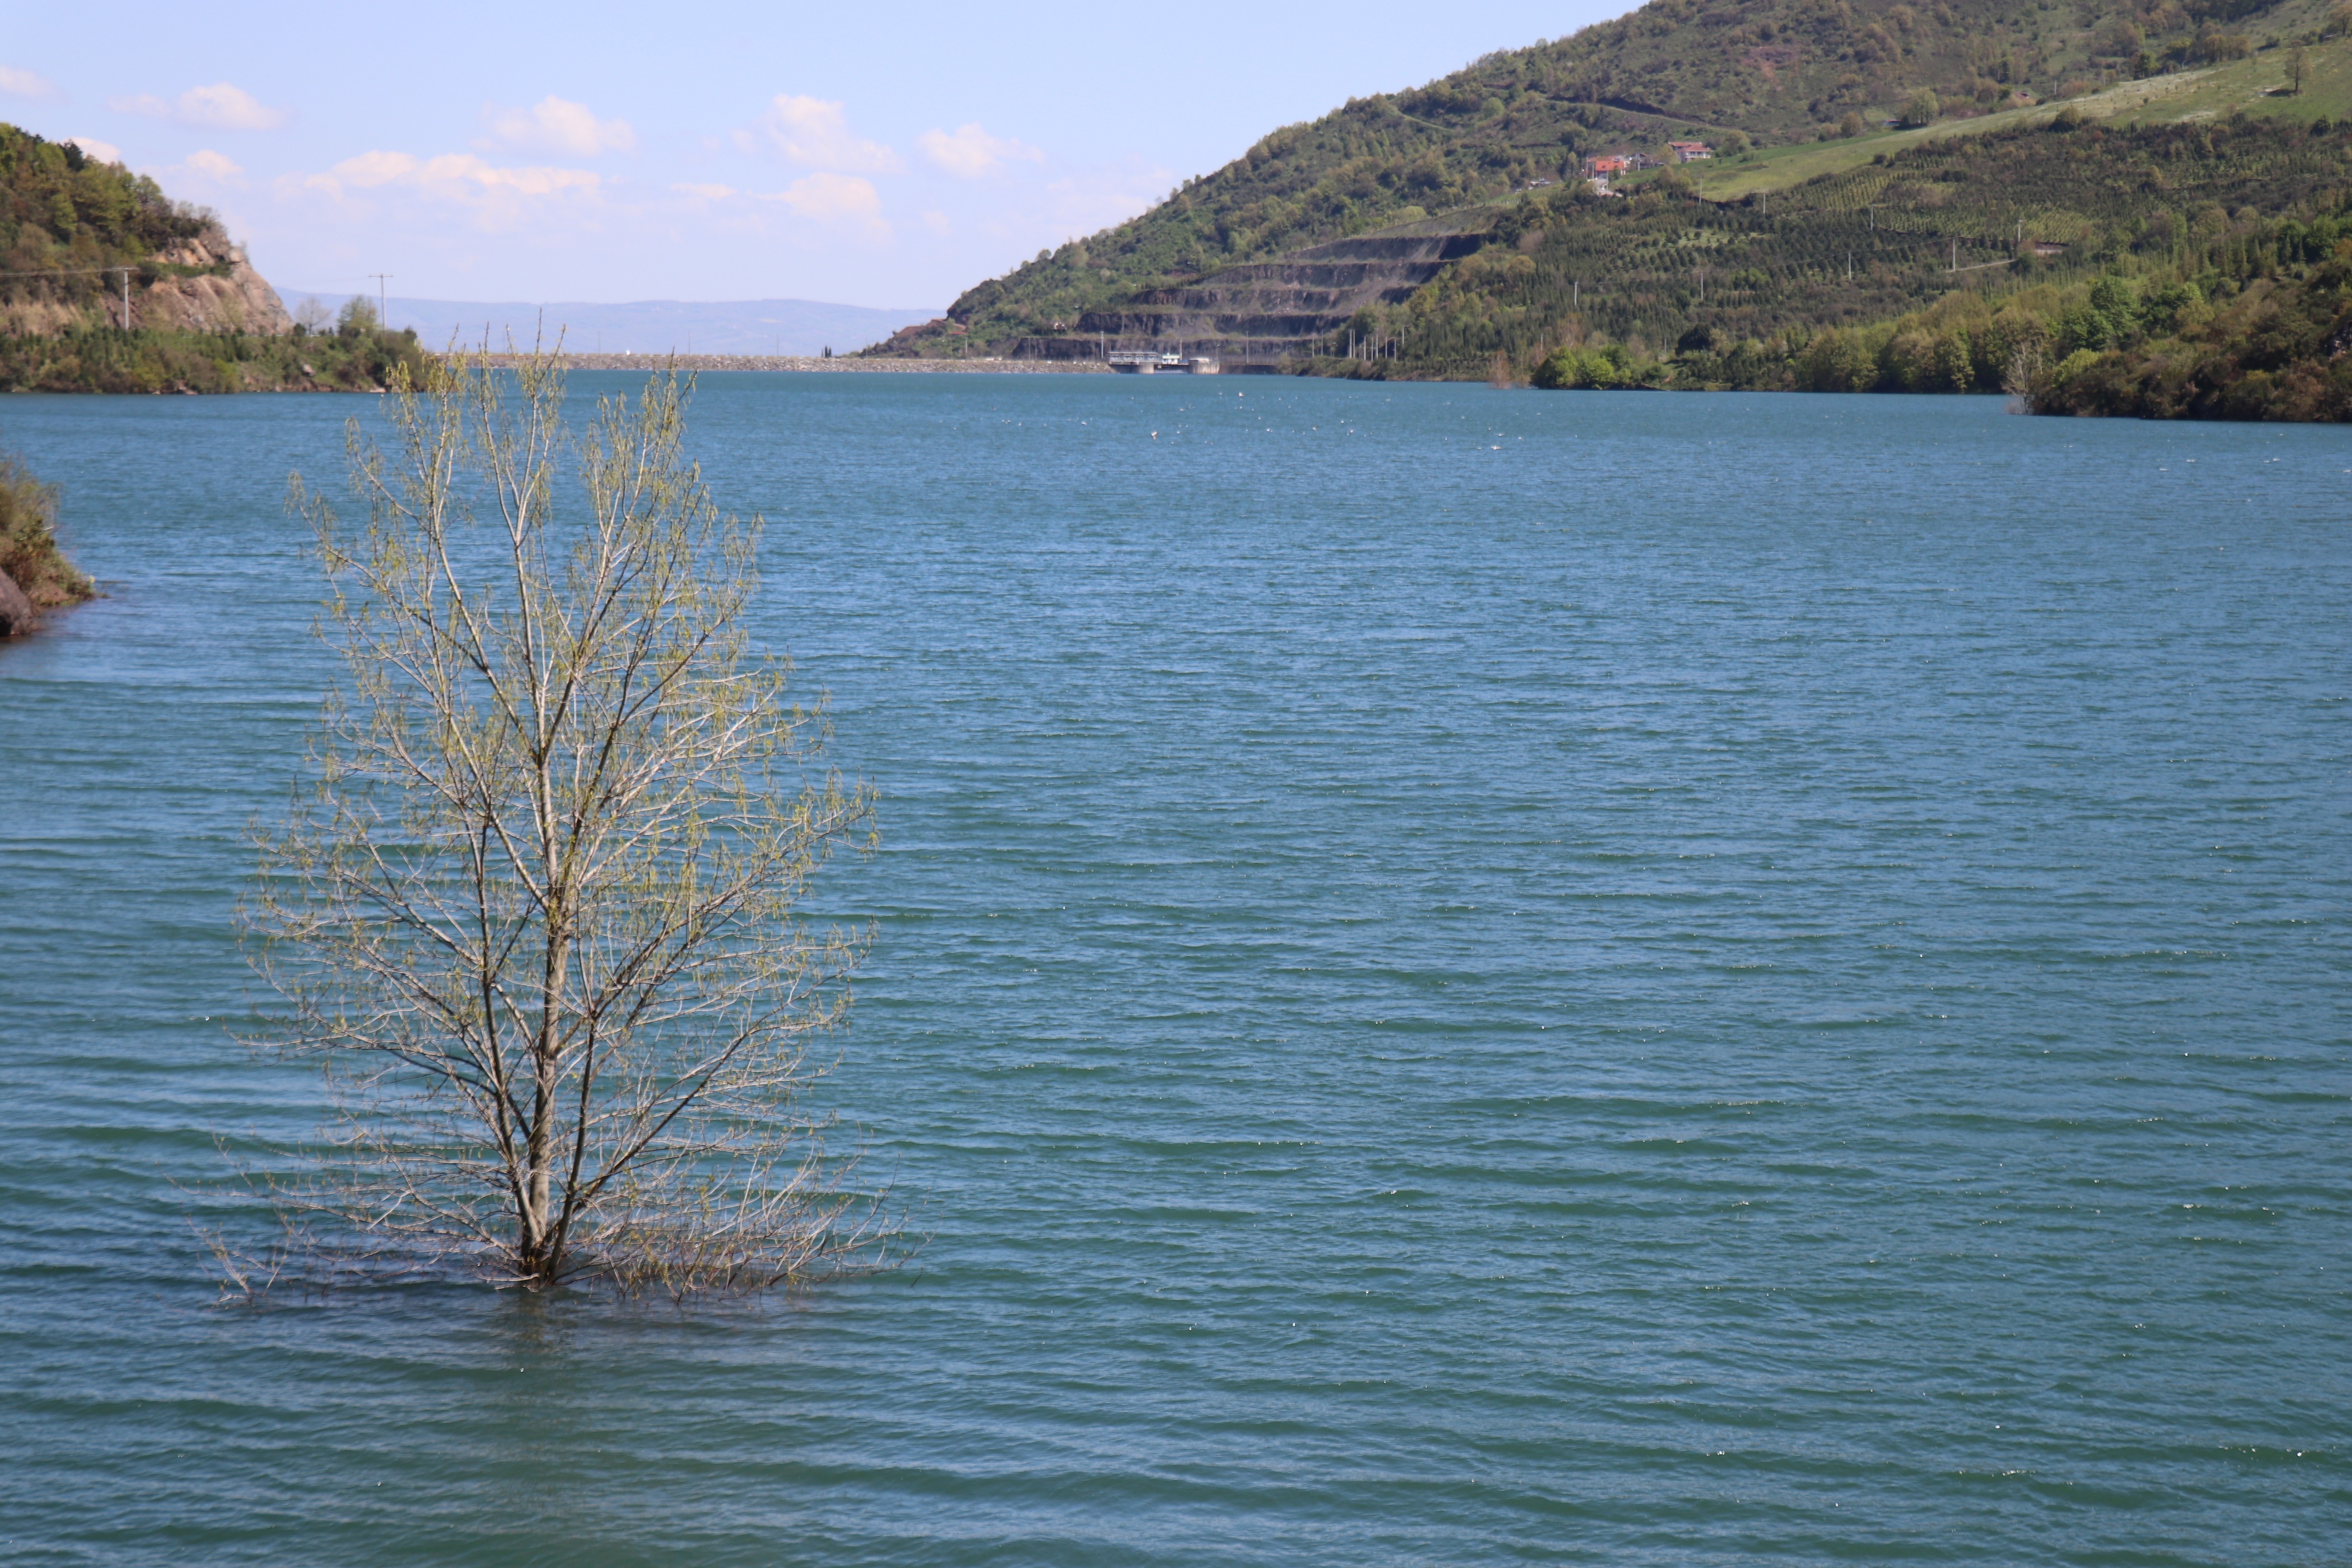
(1514, 163, 2352, 420)
(0, 123, 218, 333)
(869, 0, 2352, 359)
(1398, 109, 2352, 376)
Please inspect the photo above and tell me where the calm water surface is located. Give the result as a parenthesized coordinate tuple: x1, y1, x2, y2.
(1, 377, 2347, 1565)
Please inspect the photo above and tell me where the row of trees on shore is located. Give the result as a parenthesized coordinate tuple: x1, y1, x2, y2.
(1517, 197, 2351, 420)
(0, 302, 429, 394)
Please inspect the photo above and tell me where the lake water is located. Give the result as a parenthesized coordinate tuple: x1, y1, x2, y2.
(1, 376, 2346, 1565)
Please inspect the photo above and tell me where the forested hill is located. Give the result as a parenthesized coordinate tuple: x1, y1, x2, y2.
(870, 0, 2349, 357)
(3, 126, 205, 252)
(0, 122, 428, 392)
(1, 126, 219, 331)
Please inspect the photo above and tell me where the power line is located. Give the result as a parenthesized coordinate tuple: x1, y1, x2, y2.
(0, 263, 136, 279)
(1, 263, 140, 328)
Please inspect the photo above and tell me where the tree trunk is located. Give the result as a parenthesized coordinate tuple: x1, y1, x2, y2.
(519, 906, 570, 1281)
(522, 1071, 553, 1277)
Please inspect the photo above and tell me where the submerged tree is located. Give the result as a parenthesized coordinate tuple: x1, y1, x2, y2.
(247, 350, 877, 1291)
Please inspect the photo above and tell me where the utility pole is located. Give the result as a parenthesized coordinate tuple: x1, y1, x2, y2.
(368, 273, 392, 327)
(116, 266, 131, 330)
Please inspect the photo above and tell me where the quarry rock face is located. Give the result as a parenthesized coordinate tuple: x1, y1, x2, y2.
(1009, 230, 1487, 363)
(135, 227, 295, 336)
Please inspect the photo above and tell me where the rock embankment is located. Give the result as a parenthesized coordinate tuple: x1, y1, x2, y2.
(0, 569, 34, 637)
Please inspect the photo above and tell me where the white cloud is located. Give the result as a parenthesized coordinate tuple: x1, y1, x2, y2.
(1044, 158, 1178, 235)
(112, 82, 286, 131)
(768, 172, 881, 222)
(286, 151, 602, 230)
(921, 209, 953, 235)
(746, 96, 902, 174)
(66, 136, 122, 165)
(308, 151, 598, 198)
(481, 95, 635, 156)
(662, 176, 889, 240)
(0, 65, 59, 100)
(918, 123, 1043, 179)
(181, 148, 245, 186)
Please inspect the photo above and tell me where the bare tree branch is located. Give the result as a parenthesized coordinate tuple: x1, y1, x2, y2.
(241, 347, 884, 1293)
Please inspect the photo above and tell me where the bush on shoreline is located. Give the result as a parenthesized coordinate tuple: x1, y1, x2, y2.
(1532, 341, 1668, 389)
(0, 450, 92, 609)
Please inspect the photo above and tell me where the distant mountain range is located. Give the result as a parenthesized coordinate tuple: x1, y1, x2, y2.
(283, 293, 942, 358)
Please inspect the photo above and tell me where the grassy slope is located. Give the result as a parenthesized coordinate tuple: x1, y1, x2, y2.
(869, 0, 2350, 356)
(1690, 31, 2352, 196)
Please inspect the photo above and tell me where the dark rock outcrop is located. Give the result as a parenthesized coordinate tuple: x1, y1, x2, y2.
(0, 568, 36, 636)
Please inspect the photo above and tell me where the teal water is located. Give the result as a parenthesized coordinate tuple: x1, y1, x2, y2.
(1, 377, 2347, 1565)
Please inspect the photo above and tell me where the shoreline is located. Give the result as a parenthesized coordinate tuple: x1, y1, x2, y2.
(475, 353, 1111, 374)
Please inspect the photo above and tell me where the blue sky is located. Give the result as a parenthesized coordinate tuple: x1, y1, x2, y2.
(2, 0, 1632, 309)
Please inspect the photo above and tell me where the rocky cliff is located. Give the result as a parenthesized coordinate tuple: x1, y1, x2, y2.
(136, 227, 294, 336)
